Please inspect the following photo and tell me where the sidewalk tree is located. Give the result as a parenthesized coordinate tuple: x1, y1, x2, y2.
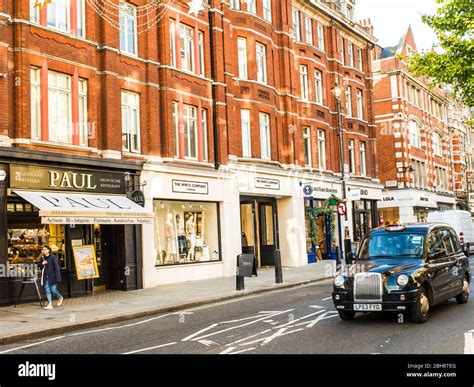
(407, 0, 474, 106)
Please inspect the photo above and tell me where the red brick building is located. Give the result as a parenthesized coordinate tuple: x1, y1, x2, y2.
(372, 26, 454, 223)
(0, 0, 381, 296)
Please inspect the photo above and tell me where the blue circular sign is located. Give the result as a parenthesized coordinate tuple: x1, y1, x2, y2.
(303, 185, 313, 196)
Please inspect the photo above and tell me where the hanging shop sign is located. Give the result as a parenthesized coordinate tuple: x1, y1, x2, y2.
(10, 164, 125, 194)
(131, 190, 146, 207)
(172, 180, 209, 195)
(255, 177, 280, 190)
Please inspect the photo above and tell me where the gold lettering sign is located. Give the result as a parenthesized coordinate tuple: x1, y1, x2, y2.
(10, 165, 125, 194)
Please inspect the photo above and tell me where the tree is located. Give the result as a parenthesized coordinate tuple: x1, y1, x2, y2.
(407, 0, 473, 106)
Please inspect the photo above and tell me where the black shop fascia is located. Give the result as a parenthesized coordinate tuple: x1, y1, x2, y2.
(0, 150, 151, 306)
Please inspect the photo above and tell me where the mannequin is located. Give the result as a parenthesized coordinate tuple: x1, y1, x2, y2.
(165, 213, 177, 263)
(185, 212, 197, 261)
(176, 214, 186, 256)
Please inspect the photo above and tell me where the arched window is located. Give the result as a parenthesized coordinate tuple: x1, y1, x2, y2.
(409, 120, 421, 148)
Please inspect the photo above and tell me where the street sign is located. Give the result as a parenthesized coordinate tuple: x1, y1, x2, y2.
(337, 201, 347, 216)
(303, 184, 313, 196)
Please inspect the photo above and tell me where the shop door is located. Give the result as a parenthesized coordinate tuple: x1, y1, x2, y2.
(258, 202, 277, 266)
(240, 201, 257, 257)
(101, 225, 126, 290)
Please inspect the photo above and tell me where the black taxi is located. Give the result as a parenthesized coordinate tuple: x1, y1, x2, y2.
(332, 223, 471, 323)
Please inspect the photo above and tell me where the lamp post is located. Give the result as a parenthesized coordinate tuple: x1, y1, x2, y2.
(333, 81, 352, 265)
(400, 165, 415, 189)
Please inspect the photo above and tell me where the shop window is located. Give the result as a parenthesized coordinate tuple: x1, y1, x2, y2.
(8, 225, 66, 269)
(153, 200, 221, 266)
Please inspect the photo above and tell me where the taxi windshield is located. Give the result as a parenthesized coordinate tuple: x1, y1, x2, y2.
(358, 232, 425, 260)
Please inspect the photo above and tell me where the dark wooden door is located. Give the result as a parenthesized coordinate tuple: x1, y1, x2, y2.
(258, 202, 277, 266)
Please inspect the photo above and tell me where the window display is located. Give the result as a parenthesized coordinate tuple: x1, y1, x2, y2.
(7, 225, 66, 268)
(154, 200, 220, 266)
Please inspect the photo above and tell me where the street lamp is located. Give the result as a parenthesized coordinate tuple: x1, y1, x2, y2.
(333, 80, 352, 265)
(399, 165, 415, 189)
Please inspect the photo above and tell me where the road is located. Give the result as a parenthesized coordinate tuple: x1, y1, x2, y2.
(1, 258, 473, 355)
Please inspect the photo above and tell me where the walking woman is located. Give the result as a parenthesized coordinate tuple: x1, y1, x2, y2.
(39, 245, 63, 310)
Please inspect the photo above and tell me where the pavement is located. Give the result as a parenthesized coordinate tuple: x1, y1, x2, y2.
(0, 261, 336, 345)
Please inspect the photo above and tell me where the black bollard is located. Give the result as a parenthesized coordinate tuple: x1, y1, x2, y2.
(236, 255, 245, 290)
(274, 249, 283, 284)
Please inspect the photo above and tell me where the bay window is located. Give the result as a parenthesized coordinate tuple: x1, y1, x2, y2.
(48, 72, 72, 144)
(356, 89, 363, 119)
(348, 42, 354, 67)
(357, 48, 363, 71)
(247, 0, 256, 14)
(314, 70, 323, 105)
(348, 139, 355, 174)
(256, 43, 267, 84)
(345, 86, 352, 117)
(360, 142, 367, 176)
(237, 37, 248, 79)
(317, 24, 325, 51)
(292, 9, 301, 42)
(318, 130, 326, 169)
(263, 0, 272, 22)
(304, 16, 313, 45)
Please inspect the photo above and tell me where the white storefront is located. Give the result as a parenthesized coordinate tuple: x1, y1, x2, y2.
(141, 161, 383, 287)
(378, 189, 456, 223)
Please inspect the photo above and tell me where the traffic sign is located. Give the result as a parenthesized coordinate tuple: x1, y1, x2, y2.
(337, 201, 347, 216)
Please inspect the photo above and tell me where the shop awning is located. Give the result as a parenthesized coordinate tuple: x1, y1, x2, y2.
(13, 190, 153, 225)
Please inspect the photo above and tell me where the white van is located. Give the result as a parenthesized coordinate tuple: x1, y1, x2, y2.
(426, 210, 474, 255)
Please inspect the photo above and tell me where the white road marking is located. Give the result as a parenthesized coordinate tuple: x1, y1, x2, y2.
(322, 296, 333, 301)
(228, 347, 256, 354)
(273, 310, 325, 329)
(295, 311, 339, 328)
(69, 312, 192, 337)
(0, 336, 66, 354)
(226, 329, 273, 347)
(219, 346, 237, 354)
(122, 342, 177, 355)
(241, 328, 305, 346)
(309, 305, 325, 309)
(197, 339, 219, 347)
(182, 324, 219, 342)
(188, 309, 294, 342)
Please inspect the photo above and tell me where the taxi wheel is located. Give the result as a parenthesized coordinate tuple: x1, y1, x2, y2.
(338, 310, 356, 321)
(411, 287, 430, 323)
(456, 275, 470, 304)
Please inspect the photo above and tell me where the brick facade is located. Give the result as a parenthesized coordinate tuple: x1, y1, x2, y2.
(0, 0, 377, 180)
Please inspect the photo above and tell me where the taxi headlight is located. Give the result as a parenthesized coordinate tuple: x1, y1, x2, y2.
(397, 274, 409, 286)
(334, 275, 345, 288)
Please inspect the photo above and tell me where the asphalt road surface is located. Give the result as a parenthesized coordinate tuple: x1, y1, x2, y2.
(1, 258, 473, 355)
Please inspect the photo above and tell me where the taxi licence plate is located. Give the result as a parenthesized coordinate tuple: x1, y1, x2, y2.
(354, 303, 382, 311)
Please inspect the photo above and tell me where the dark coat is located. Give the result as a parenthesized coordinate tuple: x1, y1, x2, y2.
(39, 253, 61, 285)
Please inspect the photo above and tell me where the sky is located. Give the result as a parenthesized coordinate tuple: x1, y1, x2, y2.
(356, 0, 439, 51)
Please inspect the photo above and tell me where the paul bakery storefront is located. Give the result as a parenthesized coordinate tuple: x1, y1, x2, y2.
(1, 163, 152, 306)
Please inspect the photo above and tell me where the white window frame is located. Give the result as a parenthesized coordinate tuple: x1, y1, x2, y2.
(247, 0, 256, 14)
(256, 42, 267, 84)
(121, 90, 140, 153)
(318, 129, 326, 169)
(241, 109, 251, 158)
(201, 108, 208, 161)
(303, 127, 311, 167)
(357, 48, 363, 71)
(198, 31, 205, 76)
(292, 9, 301, 42)
(356, 89, 363, 119)
(348, 139, 355, 174)
(340, 37, 345, 65)
(119, 2, 138, 55)
(317, 23, 325, 51)
(409, 120, 421, 149)
(30, 67, 41, 140)
(345, 86, 352, 117)
(433, 131, 443, 156)
(46, 0, 70, 33)
(48, 71, 72, 144)
(170, 19, 176, 67)
(230, 0, 240, 10)
(304, 16, 313, 45)
(78, 78, 88, 146)
(314, 70, 323, 105)
(348, 42, 354, 67)
(300, 65, 308, 101)
(30, 0, 39, 23)
(237, 37, 248, 79)
(360, 142, 367, 176)
(180, 23, 195, 73)
(183, 104, 198, 160)
(263, 0, 272, 22)
(259, 112, 271, 160)
(173, 101, 179, 157)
